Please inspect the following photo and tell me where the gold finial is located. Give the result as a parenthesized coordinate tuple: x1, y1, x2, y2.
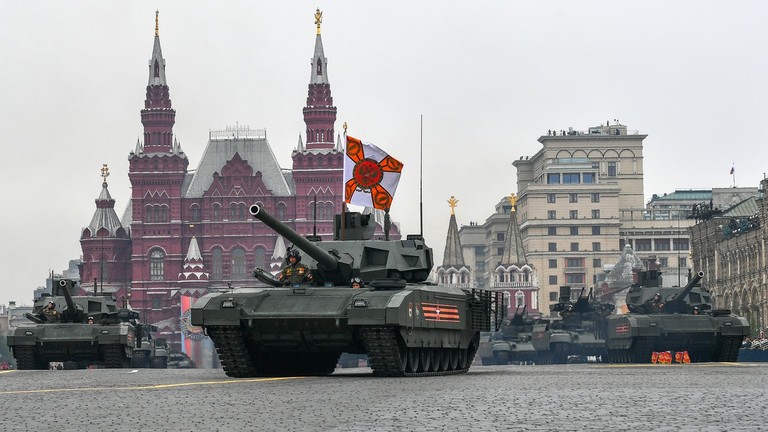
(155, 10, 159, 37)
(343, 122, 348, 134)
(448, 196, 459, 215)
(101, 164, 110, 184)
(314, 8, 323, 35)
(508, 193, 517, 212)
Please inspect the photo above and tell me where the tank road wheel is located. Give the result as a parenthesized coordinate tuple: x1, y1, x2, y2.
(62, 361, 79, 370)
(207, 326, 257, 378)
(448, 349, 460, 370)
(717, 336, 742, 362)
(438, 349, 451, 371)
(406, 347, 420, 373)
(418, 348, 432, 372)
(457, 348, 469, 369)
(536, 351, 550, 365)
(429, 349, 442, 372)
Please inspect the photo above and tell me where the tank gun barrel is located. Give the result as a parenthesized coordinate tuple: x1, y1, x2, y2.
(59, 280, 77, 316)
(249, 205, 339, 272)
(667, 271, 704, 304)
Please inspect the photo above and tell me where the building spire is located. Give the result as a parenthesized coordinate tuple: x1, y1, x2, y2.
(500, 193, 528, 266)
(155, 10, 159, 37)
(303, 8, 336, 150)
(141, 10, 175, 153)
(442, 196, 466, 267)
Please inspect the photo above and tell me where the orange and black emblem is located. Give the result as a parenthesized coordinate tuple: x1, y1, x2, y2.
(421, 302, 460, 323)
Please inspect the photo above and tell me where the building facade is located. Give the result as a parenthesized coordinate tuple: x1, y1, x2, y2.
(77, 12, 384, 352)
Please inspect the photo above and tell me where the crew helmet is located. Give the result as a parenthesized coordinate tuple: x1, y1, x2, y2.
(287, 249, 302, 262)
(350, 277, 363, 287)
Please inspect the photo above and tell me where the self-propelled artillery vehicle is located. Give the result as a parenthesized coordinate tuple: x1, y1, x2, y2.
(605, 269, 749, 363)
(7, 278, 139, 369)
(191, 205, 502, 377)
(531, 286, 614, 364)
(132, 324, 169, 368)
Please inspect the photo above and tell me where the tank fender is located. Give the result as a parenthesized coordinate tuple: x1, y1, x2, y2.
(717, 316, 751, 337)
(492, 341, 514, 354)
(548, 332, 573, 345)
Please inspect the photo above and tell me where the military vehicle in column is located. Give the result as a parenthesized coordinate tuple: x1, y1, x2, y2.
(7, 278, 138, 369)
(478, 306, 538, 365)
(531, 286, 614, 364)
(605, 268, 749, 363)
(131, 324, 169, 368)
(191, 205, 502, 377)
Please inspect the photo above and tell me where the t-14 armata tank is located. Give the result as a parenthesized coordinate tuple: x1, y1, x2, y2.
(191, 205, 502, 377)
(605, 268, 749, 363)
(7, 278, 139, 369)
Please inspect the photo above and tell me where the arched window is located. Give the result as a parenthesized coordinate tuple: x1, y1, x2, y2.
(231, 248, 247, 279)
(211, 248, 223, 280)
(515, 290, 525, 308)
(212, 203, 221, 221)
(276, 203, 287, 221)
(190, 204, 201, 222)
(253, 247, 266, 270)
(145, 206, 153, 223)
(154, 206, 162, 223)
(150, 249, 165, 281)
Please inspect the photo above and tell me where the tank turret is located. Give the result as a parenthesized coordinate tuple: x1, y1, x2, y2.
(249, 204, 433, 286)
(625, 270, 705, 314)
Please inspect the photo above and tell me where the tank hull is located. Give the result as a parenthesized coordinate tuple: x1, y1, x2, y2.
(191, 284, 495, 377)
(605, 313, 749, 363)
(7, 323, 136, 369)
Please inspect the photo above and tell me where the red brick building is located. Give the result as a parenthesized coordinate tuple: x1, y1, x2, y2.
(79, 15, 396, 352)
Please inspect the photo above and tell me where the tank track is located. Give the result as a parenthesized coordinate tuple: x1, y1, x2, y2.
(717, 335, 743, 362)
(103, 344, 127, 368)
(360, 326, 475, 377)
(206, 326, 257, 378)
(13, 346, 46, 370)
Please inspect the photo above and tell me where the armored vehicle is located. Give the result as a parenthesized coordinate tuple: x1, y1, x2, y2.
(605, 269, 749, 363)
(167, 351, 196, 369)
(478, 306, 538, 365)
(132, 324, 169, 368)
(531, 287, 614, 364)
(7, 278, 138, 369)
(191, 205, 501, 378)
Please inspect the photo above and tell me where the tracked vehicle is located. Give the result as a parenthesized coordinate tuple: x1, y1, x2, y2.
(605, 268, 749, 363)
(191, 205, 501, 377)
(7, 279, 138, 369)
(478, 306, 538, 365)
(531, 287, 614, 364)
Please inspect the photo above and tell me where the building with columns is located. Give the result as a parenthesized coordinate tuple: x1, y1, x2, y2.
(77, 11, 398, 353)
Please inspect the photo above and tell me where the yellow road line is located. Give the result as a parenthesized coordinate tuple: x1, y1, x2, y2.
(0, 376, 304, 395)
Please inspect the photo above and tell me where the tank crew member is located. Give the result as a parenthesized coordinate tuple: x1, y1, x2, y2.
(350, 277, 364, 288)
(38, 301, 60, 322)
(645, 292, 664, 314)
(87, 316, 95, 324)
(278, 249, 314, 286)
(692, 307, 700, 315)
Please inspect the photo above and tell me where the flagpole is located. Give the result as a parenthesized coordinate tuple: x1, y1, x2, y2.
(419, 114, 423, 238)
(341, 122, 348, 241)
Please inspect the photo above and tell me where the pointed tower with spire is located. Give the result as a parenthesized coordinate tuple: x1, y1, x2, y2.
(436, 196, 471, 287)
(79, 165, 132, 298)
(127, 11, 190, 324)
(491, 194, 539, 314)
(177, 237, 209, 296)
(292, 8, 344, 225)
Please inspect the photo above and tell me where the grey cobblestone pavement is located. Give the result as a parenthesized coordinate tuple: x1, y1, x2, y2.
(1, 363, 766, 431)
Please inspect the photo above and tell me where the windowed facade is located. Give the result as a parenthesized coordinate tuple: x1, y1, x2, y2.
(569, 210, 578, 219)
(591, 193, 600, 203)
(549, 292, 558, 301)
(607, 161, 617, 177)
(548, 210, 557, 220)
(654, 239, 670, 251)
(548, 242, 557, 252)
(567, 274, 585, 284)
(673, 239, 689, 250)
(593, 258, 601, 268)
(496, 232, 505, 241)
(635, 239, 652, 251)
(549, 275, 557, 286)
(570, 242, 579, 252)
(566, 258, 584, 267)
(231, 248, 247, 279)
(547, 193, 556, 203)
(563, 173, 580, 184)
(678, 257, 687, 268)
(569, 193, 578, 203)
(548, 226, 557, 235)
(211, 248, 223, 280)
(548, 259, 557, 268)
(583, 173, 595, 183)
(570, 226, 579, 235)
(659, 257, 668, 268)
(592, 242, 601, 251)
(591, 209, 600, 219)
(547, 173, 560, 184)
(150, 249, 165, 281)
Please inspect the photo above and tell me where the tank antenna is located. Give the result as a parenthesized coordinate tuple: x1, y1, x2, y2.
(313, 194, 318, 238)
(419, 114, 424, 237)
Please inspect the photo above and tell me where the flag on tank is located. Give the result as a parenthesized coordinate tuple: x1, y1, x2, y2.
(343, 135, 404, 210)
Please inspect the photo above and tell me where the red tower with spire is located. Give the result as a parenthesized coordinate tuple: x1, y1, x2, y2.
(127, 11, 190, 325)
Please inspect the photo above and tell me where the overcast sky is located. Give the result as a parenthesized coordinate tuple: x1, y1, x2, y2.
(2, 1, 767, 306)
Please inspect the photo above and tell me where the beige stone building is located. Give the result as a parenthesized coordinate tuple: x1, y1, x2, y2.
(689, 180, 767, 336)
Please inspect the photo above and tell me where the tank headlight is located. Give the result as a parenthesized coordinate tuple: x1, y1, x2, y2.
(353, 299, 368, 308)
(724, 322, 732, 326)
(24, 331, 33, 336)
(101, 330, 110, 334)
(649, 322, 657, 327)
(221, 299, 236, 308)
